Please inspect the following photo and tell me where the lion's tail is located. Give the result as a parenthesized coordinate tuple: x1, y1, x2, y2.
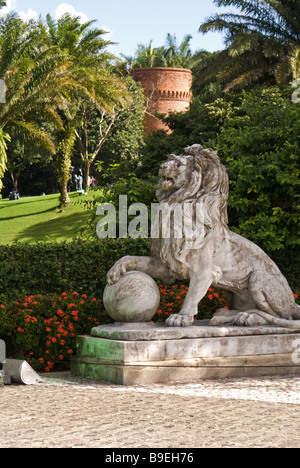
(256, 308, 300, 330)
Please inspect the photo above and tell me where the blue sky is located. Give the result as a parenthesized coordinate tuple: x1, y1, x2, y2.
(3, 0, 235, 57)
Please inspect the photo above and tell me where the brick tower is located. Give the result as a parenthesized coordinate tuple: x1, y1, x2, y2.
(130, 67, 193, 134)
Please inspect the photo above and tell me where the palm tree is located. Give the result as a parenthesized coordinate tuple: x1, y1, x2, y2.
(125, 34, 207, 70)
(0, 14, 75, 194)
(197, 0, 300, 91)
(124, 40, 166, 68)
(0, 127, 9, 192)
(42, 13, 128, 203)
(163, 33, 194, 68)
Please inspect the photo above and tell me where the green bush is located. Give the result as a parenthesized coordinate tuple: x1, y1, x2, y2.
(154, 284, 228, 322)
(0, 238, 150, 297)
(0, 291, 112, 372)
(0, 286, 228, 372)
(0, 238, 298, 372)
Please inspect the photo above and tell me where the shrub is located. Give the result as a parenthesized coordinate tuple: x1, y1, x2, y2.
(0, 238, 151, 297)
(0, 292, 113, 372)
(154, 284, 228, 322)
(0, 285, 229, 372)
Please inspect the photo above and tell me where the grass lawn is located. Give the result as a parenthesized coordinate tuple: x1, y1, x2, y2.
(0, 192, 95, 245)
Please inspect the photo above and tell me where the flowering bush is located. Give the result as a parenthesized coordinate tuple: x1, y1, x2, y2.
(0, 292, 113, 372)
(153, 284, 228, 322)
(1, 287, 299, 373)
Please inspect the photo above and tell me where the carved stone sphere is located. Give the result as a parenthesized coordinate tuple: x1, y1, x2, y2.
(103, 271, 161, 323)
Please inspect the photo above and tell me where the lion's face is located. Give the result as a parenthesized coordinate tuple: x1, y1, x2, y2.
(157, 155, 194, 201)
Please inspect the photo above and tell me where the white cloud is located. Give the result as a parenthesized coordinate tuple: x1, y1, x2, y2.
(18, 8, 38, 22)
(0, 0, 17, 16)
(55, 3, 89, 23)
(0, 1, 38, 22)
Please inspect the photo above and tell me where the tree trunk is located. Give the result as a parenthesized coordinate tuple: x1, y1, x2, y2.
(57, 151, 71, 208)
(60, 179, 70, 207)
(83, 160, 91, 192)
(10, 171, 19, 192)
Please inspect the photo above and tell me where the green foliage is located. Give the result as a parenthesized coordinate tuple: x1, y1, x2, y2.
(218, 86, 300, 257)
(154, 284, 228, 322)
(0, 284, 229, 373)
(79, 173, 158, 238)
(0, 292, 112, 372)
(79, 77, 146, 177)
(138, 94, 235, 177)
(0, 239, 151, 297)
(197, 0, 300, 92)
(41, 13, 129, 205)
(139, 85, 300, 289)
(125, 34, 210, 70)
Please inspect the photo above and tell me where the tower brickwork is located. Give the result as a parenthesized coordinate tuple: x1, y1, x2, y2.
(130, 67, 193, 134)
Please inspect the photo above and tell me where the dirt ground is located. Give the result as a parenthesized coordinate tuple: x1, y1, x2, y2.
(1, 373, 300, 448)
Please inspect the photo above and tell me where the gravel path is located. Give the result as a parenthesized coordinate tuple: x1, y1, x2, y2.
(1, 373, 300, 448)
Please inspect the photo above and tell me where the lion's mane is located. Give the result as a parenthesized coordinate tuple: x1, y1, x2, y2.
(151, 144, 229, 264)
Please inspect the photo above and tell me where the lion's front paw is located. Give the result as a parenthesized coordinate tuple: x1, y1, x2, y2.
(165, 313, 194, 328)
(106, 262, 127, 285)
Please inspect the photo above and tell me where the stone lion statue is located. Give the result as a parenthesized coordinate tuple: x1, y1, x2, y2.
(107, 144, 300, 328)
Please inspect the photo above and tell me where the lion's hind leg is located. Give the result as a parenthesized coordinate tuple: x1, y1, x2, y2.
(232, 310, 270, 327)
(209, 308, 269, 327)
(249, 271, 294, 321)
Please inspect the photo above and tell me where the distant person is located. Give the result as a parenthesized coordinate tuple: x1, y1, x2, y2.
(91, 176, 96, 187)
(78, 174, 83, 191)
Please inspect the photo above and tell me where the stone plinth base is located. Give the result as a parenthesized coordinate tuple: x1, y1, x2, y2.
(71, 321, 300, 385)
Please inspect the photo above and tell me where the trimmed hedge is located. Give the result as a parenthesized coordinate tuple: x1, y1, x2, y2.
(0, 239, 151, 298)
(0, 238, 298, 297)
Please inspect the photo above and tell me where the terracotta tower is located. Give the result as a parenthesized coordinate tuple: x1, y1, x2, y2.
(130, 67, 193, 134)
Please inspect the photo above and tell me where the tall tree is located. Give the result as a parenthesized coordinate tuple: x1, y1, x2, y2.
(197, 0, 300, 91)
(124, 34, 209, 70)
(75, 77, 145, 184)
(42, 13, 128, 204)
(0, 13, 75, 194)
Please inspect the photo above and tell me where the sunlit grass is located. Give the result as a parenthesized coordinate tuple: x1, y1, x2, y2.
(0, 192, 95, 245)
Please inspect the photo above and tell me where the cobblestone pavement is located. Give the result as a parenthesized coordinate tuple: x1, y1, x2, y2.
(1, 373, 300, 448)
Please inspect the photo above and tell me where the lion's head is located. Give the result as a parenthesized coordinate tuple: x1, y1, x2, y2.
(151, 145, 229, 264)
(156, 144, 229, 225)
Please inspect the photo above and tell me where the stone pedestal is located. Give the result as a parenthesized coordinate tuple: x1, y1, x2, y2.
(71, 321, 300, 385)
